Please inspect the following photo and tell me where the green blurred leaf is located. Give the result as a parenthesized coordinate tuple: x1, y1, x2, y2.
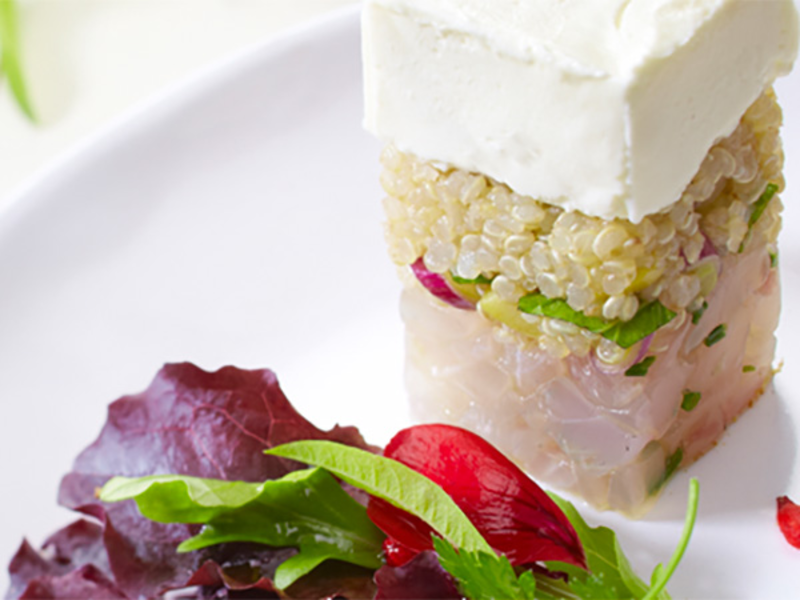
(0, 0, 36, 121)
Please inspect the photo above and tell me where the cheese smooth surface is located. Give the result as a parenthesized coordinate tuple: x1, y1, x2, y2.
(363, 0, 799, 222)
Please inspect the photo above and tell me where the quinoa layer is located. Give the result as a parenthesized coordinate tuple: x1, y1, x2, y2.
(381, 90, 784, 363)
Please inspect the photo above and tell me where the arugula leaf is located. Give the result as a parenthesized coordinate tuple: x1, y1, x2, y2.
(625, 356, 656, 377)
(0, 0, 36, 120)
(266, 440, 493, 555)
(518, 294, 675, 349)
(738, 183, 779, 253)
(432, 537, 537, 600)
(545, 494, 650, 600)
(546, 479, 699, 600)
(99, 467, 385, 590)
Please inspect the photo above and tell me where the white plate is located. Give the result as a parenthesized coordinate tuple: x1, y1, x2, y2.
(1, 6, 798, 598)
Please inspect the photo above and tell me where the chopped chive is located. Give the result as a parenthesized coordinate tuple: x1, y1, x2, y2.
(691, 302, 708, 325)
(743, 365, 756, 373)
(625, 356, 656, 377)
(451, 273, 494, 285)
(704, 324, 727, 347)
(738, 183, 779, 253)
(770, 252, 778, 269)
(665, 447, 684, 481)
(650, 447, 685, 494)
(681, 391, 702, 412)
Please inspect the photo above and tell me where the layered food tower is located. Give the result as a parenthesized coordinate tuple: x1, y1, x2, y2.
(364, 0, 798, 515)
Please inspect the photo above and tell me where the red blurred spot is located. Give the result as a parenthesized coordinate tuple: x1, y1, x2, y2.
(777, 496, 800, 549)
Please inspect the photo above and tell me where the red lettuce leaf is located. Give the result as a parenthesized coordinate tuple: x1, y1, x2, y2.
(18, 565, 127, 600)
(281, 561, 377, 600)
(9, 363, 375, 599)
(368, 424, 587, 569)
(374, 551, 460, 600)
(7, 520, 109, 600)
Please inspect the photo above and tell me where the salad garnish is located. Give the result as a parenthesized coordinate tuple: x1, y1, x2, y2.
(8, 363, 699, 599)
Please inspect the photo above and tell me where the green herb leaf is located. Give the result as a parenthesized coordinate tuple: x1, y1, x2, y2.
(691, 302, 708, 325)
(743, 365, 756, 373)
(681, 391, 702, 412)
(100, 467, 385, 590)
(518, 294, 676, 350)
(0, 0, 35, 121)
(450, 273, 494, 285)
(433, 537, 537, 600)
(770, 252, 779, 268)
(625, 356, 656, 377)
(518, 294, 614, 334)
(738, 183, 779, 253)
(602, 302, 677, 349)
(704, 324, 727, 347)
(265, 441, 493, 554)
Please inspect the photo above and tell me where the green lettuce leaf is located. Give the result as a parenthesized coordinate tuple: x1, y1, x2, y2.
(0, 0, 35, 120)
(518, 294, 676, 349)
(432, 537, 537, 600)
(265, 440, 493, 555)
(100, 467, 385, 590)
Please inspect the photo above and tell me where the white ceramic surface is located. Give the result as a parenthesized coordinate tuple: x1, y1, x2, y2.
(1, 6, 799, 598)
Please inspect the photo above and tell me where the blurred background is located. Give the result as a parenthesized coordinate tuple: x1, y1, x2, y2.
(0, 0, 359, 207)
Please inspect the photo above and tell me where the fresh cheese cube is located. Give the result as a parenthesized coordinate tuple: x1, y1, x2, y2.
(363, 0, 798, 222)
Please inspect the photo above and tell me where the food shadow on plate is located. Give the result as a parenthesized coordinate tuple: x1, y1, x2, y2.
(645, 382, 796, 521)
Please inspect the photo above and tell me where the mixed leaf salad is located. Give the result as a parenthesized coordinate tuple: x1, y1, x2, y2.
(7, 363, 702, 599)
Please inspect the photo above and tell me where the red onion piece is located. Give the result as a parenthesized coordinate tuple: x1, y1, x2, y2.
(699, 232, 719, 260)
(633, 333, 654, 364)
(410, 258, 475, 311)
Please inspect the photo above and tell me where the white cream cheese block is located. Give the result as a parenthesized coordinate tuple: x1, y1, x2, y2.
(363, 0, 798, 222)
